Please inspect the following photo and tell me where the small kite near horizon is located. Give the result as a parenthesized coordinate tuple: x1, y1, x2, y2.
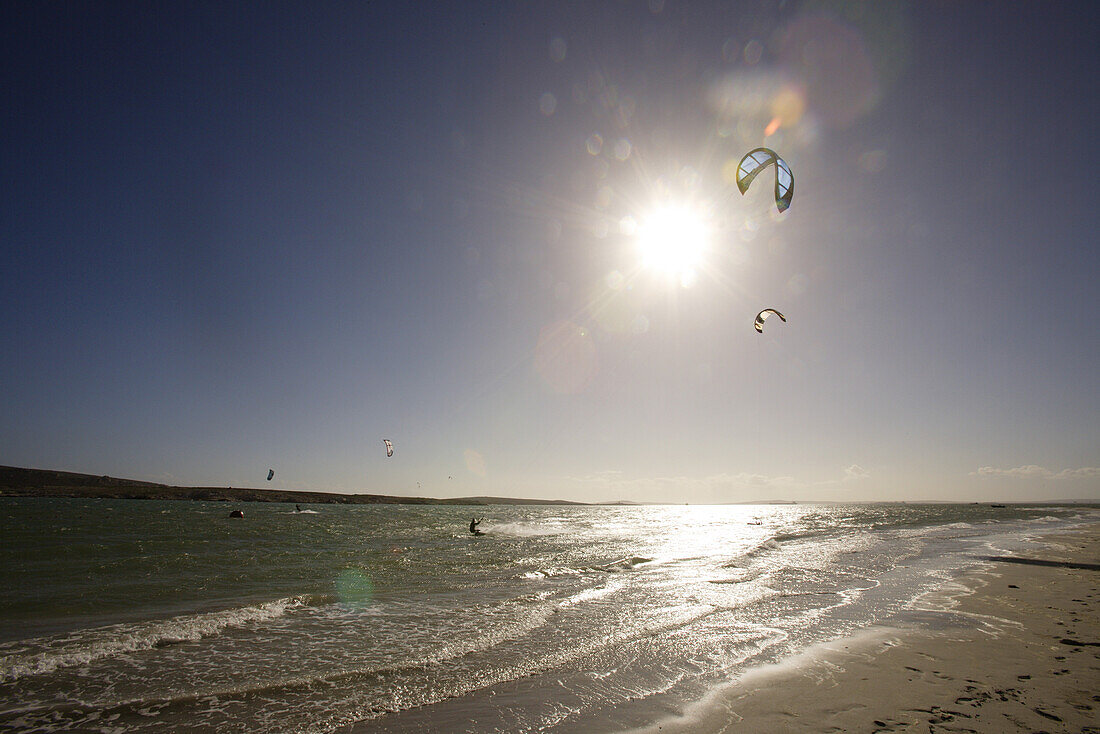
(754, 308, 786, 333)
(736, 147, 794, 213)
(383, 439, 394, 457)
(267, 469, 274, 481)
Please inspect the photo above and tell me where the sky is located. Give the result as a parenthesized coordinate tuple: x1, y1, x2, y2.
(1, 1, 1097, 503)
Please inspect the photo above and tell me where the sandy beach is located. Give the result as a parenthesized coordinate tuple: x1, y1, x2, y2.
(634, 524, 1100, 733)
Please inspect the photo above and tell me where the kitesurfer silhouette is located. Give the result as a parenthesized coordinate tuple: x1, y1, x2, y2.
(469, 517, 481, 535)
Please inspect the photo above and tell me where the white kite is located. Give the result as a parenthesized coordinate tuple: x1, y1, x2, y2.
(754, 308, 787, 333)
(736, 147, 794, 213)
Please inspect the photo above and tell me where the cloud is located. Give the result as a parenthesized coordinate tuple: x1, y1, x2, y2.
(971, 465, 1100, 480)
(973, 465, 1049, 477)
(844, 464, 869, 479)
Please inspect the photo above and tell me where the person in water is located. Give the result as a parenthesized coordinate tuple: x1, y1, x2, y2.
(295, 504, 301, 512)
(469, 517, 481, 534)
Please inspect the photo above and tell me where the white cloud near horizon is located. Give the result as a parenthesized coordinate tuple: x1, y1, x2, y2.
(844, 464, 869, 479)
(971, 465, 1100, 480)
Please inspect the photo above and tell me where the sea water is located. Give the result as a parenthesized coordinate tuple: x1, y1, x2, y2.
(0, 499, 1095, 732)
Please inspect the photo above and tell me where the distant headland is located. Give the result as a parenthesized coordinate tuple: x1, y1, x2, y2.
(0, 465, 584, 506)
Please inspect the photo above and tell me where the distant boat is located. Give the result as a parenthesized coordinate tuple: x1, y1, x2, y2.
(991, 503, 1006, 508)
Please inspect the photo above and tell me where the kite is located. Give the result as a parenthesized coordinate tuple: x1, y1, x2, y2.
(754, 308, 786, 333)
(736, 147, 794, 212)
(267, 469, 274, 481)
(383, 439, 393, 457)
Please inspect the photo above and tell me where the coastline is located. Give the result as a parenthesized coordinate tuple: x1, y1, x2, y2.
(0, 466, 583, 505)
(4, 502, 1097, 732)
(631, 524, 1100, 733)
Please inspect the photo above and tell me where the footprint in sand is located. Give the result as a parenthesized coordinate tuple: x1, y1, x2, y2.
(1033, 707, 1062, 722)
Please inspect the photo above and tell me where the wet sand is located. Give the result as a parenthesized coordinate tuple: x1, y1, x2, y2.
(635, 524, 1100, 733)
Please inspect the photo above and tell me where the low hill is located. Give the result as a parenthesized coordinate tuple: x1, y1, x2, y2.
(0, 466, 584, 505)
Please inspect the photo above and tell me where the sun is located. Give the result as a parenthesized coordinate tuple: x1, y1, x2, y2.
(636, 203, 710, 286)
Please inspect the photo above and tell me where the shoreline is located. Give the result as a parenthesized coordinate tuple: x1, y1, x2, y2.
(0, 466, 584, 505)
(5, 465, 1096, 508)
(630, 524, 1100, 733)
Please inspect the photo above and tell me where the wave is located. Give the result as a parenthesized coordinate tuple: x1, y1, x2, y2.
(559, 584, 618, 606)
(594, 555, 654, 572)
(722, 538, 781, 568)
(0, 596, 310, 683)
(25, 592, 583, 733)
(524, 566, 584, 579)
(523, 556, 655, 579)
(773, 529, 829, 543)
(489, 522, 567, 537)
(709, 566, 767, 584)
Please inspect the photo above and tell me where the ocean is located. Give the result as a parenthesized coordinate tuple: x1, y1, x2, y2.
(1, 498, 1095, 732)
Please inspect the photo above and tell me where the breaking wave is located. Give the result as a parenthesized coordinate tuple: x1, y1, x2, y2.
(0, 596, 310, 683)
(523, 556, 654, 579)
(723, 538, 781, 568)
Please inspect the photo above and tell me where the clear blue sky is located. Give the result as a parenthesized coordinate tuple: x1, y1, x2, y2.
(2, 1, 1097, 502)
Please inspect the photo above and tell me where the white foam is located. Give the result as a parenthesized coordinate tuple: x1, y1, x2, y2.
(595, 555, 654, 572)
(634, 626, 898, 734)
(490, 522, 566, 537)
(523, 566, 584, 579)
(523, 556, 655, 579)
(722, 538, 781, 567)
(560, 584, 618, 606)
(0, 596, 307, 683)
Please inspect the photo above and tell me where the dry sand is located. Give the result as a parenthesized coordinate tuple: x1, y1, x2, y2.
(634, 524, 1100, 733)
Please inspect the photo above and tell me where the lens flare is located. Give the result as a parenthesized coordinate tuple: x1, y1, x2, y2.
(464, 449, 487, 477)
(335, 569, 374, 608)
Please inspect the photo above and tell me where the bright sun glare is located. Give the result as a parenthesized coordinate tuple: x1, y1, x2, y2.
(636, 203, 710, 286)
